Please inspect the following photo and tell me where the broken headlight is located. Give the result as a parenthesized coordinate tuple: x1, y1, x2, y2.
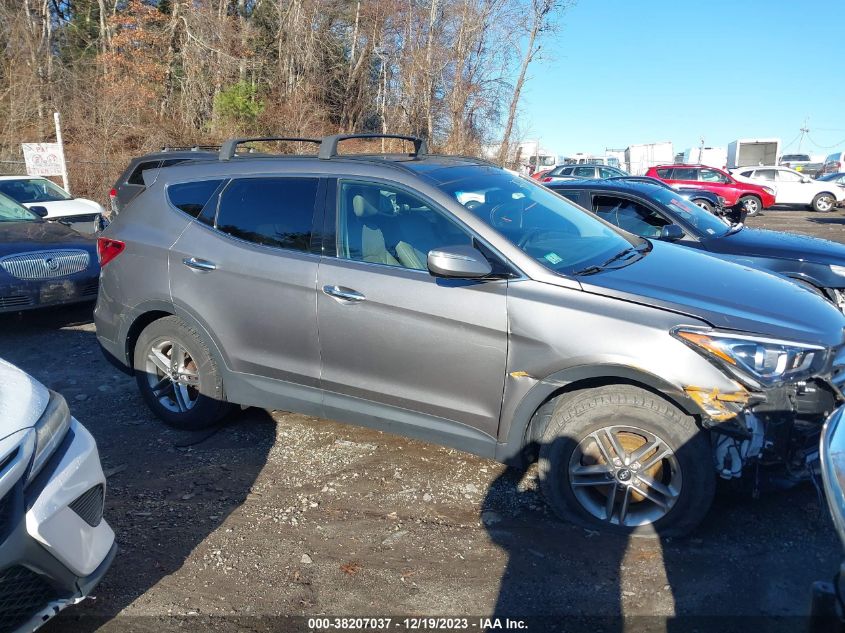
(673, 327, 828, 388)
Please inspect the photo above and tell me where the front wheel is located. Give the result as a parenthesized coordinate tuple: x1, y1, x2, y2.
(692, 199, 714, 214)
(537, 385, 715, 537)
(812, 192, 836, 213)
(738, 195, 762, 216)
(133, 315, 232, 430)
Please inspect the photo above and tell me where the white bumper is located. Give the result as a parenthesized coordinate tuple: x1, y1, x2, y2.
(25, 419, 115, 577)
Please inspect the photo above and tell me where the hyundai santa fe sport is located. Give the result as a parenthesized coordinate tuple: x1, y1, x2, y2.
(95, 134, 845, 536)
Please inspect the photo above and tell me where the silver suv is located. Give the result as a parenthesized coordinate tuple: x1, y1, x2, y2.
(95, 134, 845, 536)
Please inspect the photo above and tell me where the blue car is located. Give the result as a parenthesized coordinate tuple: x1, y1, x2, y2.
(548, 179, 845, 310)
(0, 192, 99, 312)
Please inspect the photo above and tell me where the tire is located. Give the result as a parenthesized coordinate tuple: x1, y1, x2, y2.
(812, 192, 836, 213)
(537, 385, 715, 537)
(692, 199, 714, 214)
(133, 315, 231, 430)
(738, 195, 762, 216)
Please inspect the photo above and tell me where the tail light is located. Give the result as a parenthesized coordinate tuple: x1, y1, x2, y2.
(542, 177, 552, 183)
(97, 237, 125, 267)
(109, 188, 116, 199)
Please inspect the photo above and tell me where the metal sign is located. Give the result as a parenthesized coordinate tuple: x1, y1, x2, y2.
(21, 143, 66, 177)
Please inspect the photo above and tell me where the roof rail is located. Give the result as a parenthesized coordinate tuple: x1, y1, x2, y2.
(318, 134, 427, 160)
(218, 137, 321, 161)
(161, 145, 221, 152)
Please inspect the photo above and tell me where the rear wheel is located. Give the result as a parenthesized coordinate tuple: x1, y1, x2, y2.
(537, 385, 715, 537)
(738, 195, 762, 216)
(692, 199, 714, 214)
(812, 192, 836, 213)
(133, 315, 231, 430)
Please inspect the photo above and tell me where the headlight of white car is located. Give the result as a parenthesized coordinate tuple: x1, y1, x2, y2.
(672, 327, 827, 388)
(26, 390, 72, 484)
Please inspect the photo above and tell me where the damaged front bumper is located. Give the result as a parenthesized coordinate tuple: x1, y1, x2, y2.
(684, 369, 843, 480)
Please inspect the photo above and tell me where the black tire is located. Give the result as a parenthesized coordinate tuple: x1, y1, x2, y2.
(537, 385, 715, 537)
(692, 199, 714, 214)
(738, 195, 761, 216)
(812, 192, 836, 213)
(133, 315, 231, 430)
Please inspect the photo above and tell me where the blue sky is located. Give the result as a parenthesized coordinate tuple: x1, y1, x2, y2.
(519, 0, 845, 158)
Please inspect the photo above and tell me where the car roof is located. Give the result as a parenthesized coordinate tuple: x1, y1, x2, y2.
(0, 175, 51, 181)
(546, 179, 671, 195)
(131, 149, 219, 162)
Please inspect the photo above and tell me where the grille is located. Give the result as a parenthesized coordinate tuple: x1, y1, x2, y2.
(0, 566, 58, 632)
(0, 250, 89, 280)
(0, 295, 32, 309)
(0, 493, 10, 542)
(69, 484, 104, 527)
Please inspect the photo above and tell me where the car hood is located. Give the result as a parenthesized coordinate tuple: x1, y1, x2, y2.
(577, 240, 845, 346)
(0, 220, 96, 258)
(22, 198, 104, 218)
(705, 227, 845, 265)
(0, 358, 49, 440)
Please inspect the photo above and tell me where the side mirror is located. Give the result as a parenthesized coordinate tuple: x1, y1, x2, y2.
(658, 224, 684, 242)
(29, 205, 48, 217)
(427, 245, 493, 279)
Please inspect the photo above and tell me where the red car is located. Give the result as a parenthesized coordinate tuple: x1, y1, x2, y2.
(645, 164, 776, 216)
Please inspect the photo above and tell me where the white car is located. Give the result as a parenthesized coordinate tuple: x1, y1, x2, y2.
(0, 177, 105, 233)
(0, 358, 115, 633)
(731, 166, 845, 212)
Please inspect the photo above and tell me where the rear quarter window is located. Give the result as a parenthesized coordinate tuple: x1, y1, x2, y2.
(127, 160, 162, 185)
(656, 168, 671, 178)
(167, 180, 225, 218)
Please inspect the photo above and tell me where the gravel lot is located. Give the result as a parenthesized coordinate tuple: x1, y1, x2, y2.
(4, 208, 844, 632)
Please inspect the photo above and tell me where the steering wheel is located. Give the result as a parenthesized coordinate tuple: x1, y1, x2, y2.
(489, 201, 523, 230)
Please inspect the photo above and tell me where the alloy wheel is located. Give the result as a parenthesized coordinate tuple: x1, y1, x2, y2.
(568, 425, 681, 527)
(144, 339, 200, 413)
(817, 195, 834, 212)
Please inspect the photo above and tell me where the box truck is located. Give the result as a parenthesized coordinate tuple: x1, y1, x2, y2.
(727, 138, 781, 169)
(624, 142, 674, 175)
(683, 146, 727, 169)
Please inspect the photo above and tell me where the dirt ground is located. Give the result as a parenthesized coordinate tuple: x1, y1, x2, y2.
(4, 208, 845, 632)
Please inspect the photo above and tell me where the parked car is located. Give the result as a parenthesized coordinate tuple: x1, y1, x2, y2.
(606, 176, 731, 218)
(96, 133, 845, 537)
(548, 178, 845, 310)
(645, 164, 776, 216)
(541, 164, 628, 183)
(731, 165, 845, 212)
(822, 151, 845, 176)
(0, 176, 105, 234)
(778, 153, 812, 170)
(818, 172, 845, 188)
(0, 192, 99, 312)
(531, 169, 552, 181)
(811, 405, 845, 632)
(110, 146, 219, 215)
(0, 357, 115, 632)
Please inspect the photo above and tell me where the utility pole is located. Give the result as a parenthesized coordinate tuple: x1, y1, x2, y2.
(798, 117, 810, 153)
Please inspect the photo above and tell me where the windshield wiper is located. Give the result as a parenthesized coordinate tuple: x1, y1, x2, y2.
(574, 244, 645, 276)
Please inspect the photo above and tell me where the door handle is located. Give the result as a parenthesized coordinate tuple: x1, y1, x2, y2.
(322, 285, 365, 302)
(182, 257, 217, 272)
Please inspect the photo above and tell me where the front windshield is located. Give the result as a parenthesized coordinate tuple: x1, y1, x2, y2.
(651, 188, 730, 237)
(439, 170, 640, 275)
(0, 192, 38, 222)
(0, 178, 72, 203)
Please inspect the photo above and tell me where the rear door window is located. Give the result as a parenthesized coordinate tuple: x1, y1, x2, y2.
(656, 168, 671, 178)
(573, 166, 596, 178)
(215, 177, 319, 252)
(127, 160, 162, 185)
(167, 180, 225, 218)
(672, 168, 698, 180)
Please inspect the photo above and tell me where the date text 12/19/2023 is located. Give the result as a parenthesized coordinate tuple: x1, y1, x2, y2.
(307, 617, 529, 630)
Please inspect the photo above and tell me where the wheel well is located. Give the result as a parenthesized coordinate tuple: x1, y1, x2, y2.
(125, 310, 173, 372)
(520, 376, 701, 463)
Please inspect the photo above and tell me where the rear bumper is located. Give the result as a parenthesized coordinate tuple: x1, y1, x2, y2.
(0, 420, 116, 633)
(0, 274, 99, 313)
